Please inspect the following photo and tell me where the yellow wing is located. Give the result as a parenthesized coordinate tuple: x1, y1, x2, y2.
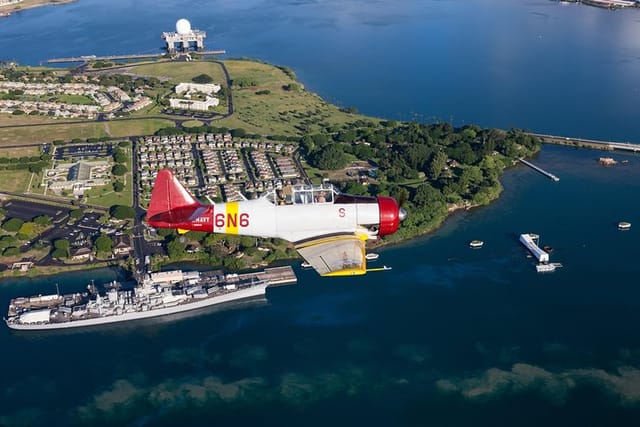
(296, 234, 367, 277)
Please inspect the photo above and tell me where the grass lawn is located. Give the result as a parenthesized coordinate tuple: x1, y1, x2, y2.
(0, 145, 41, 158)
(0, 115, 174, 146)
(0, 122, 109, 146)
(182, 120, 204, 128)
(83, 185, 132, 208)
(131, 61, 227, 85)
(0, 115, 66, 126)
(0, 169, 32, 192)
(104, 118, 176, 137)
(54, 94, 96, 105)
(216, 60, 381, 136)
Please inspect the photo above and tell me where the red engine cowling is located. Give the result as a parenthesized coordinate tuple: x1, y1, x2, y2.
(377, 196, 400, 236)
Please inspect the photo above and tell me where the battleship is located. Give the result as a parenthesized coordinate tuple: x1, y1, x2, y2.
(5, 266, 296, 330)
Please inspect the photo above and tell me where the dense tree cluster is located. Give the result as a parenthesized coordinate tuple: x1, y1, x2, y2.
(230, 77, 258, 88)
(301, 121, 540, 241)
(192, 74, 214, 84)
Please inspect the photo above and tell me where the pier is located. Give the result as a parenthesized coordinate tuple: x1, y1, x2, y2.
(254, 266, 298, 287)
(528, 132, 640, 153)
(46, 50, 226, 64)
(518, 158, 560, 182)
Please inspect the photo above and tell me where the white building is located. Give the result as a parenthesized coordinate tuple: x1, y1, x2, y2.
(169, 96, 219, 111)
(175, 82, 221, 96)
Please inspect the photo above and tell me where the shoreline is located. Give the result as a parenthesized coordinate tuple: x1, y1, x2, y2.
(0, 0, 76, 14)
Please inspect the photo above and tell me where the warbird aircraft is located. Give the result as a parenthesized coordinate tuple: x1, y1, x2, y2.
(146, 169, 407, 277)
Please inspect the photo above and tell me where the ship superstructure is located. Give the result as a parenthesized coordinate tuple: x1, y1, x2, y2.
(6, 266, 296, 330)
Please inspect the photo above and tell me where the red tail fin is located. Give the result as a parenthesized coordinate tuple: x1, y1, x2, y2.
(146, 169, 202, 226)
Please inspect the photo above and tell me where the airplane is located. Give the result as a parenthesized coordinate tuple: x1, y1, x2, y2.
(146, 169, 407, 277)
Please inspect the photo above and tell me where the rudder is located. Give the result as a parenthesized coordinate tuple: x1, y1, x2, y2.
(147, 169, 200, 224)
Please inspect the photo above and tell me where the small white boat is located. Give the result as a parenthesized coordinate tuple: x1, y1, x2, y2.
(469, 240, 484, 248)
(365, 253, 379, 260)
(618, 221, 631, 230)
(301, 262, 312, 268)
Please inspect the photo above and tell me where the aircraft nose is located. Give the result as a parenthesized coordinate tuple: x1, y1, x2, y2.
(399, 207, 407, 222)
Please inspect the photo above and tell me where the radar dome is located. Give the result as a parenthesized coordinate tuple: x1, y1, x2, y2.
(176, 19, 192, 35)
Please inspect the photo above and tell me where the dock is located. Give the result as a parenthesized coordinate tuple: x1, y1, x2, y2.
(255, 266, 298, 287)
(201, 265, 297, 288)
(46, 50, 226, 64)
(518, 158, 560, 182)
(519, 233, 550, 263)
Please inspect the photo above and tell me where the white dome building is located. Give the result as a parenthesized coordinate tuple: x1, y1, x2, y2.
(162, 19, 207, 53)
(176, 19, 192, 35)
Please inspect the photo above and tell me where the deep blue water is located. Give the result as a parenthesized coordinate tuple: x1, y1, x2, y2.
(2, 1, 640, 426)
(3, 0, 640, 140)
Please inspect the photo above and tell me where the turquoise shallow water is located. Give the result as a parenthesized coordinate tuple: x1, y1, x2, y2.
(2, 0, 640, 425)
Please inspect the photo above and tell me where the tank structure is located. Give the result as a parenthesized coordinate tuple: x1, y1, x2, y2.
(162, 18, 206, 53)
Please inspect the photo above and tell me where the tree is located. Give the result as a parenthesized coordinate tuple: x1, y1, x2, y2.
(0, 235, 18, 250)
(2, 218, 24, 232)
(17, 222, 35, 237)
(70, 209, 84, 219)
(113, 181, 124, 192)
(112, 164, 127, 176)
(311, 145, 347, 170)
(342, 182, 368, 195)
(167, 239, 186, 260)
(33, 215, 52, 227)
(283, 83, 301, 92)
(52, 239, 70, 258)
(94, 234, 113, 254)
(192, 73, 213, 84)
(112, 148, 128, 164)
(3, 246, 20, 257)
(28, 163, 44, 173)
(413, 183, 445, 209)
(110, 205, 136, 219)
(230, 128, 246, 138)
(429, 150, 448, 180)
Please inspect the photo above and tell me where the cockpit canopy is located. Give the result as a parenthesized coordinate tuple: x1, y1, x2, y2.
(264, 183, 339, 205)
(291, 183, 336, 205)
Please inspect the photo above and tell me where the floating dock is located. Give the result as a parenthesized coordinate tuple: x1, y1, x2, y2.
(519, 233, 550, 263)
(519, 158, 560, 182)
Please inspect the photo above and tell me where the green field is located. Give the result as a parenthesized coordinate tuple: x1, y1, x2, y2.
(103, 118, 176, 137)
(0, 118, 175, 146)
(54, 94, 96, 105)
(0, 122, 109, 146)
(0, 145, 40, 158)
(182, 120, 205, 128)
(215, 60, 380, 136)
(0, 169, 33, 192)
(83, 181, 132, 208)
(132, 61, 227, 85)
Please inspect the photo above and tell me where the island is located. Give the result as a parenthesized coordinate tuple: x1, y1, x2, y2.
(0, 0, 76, 16)
(0, 56, 542, 278)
